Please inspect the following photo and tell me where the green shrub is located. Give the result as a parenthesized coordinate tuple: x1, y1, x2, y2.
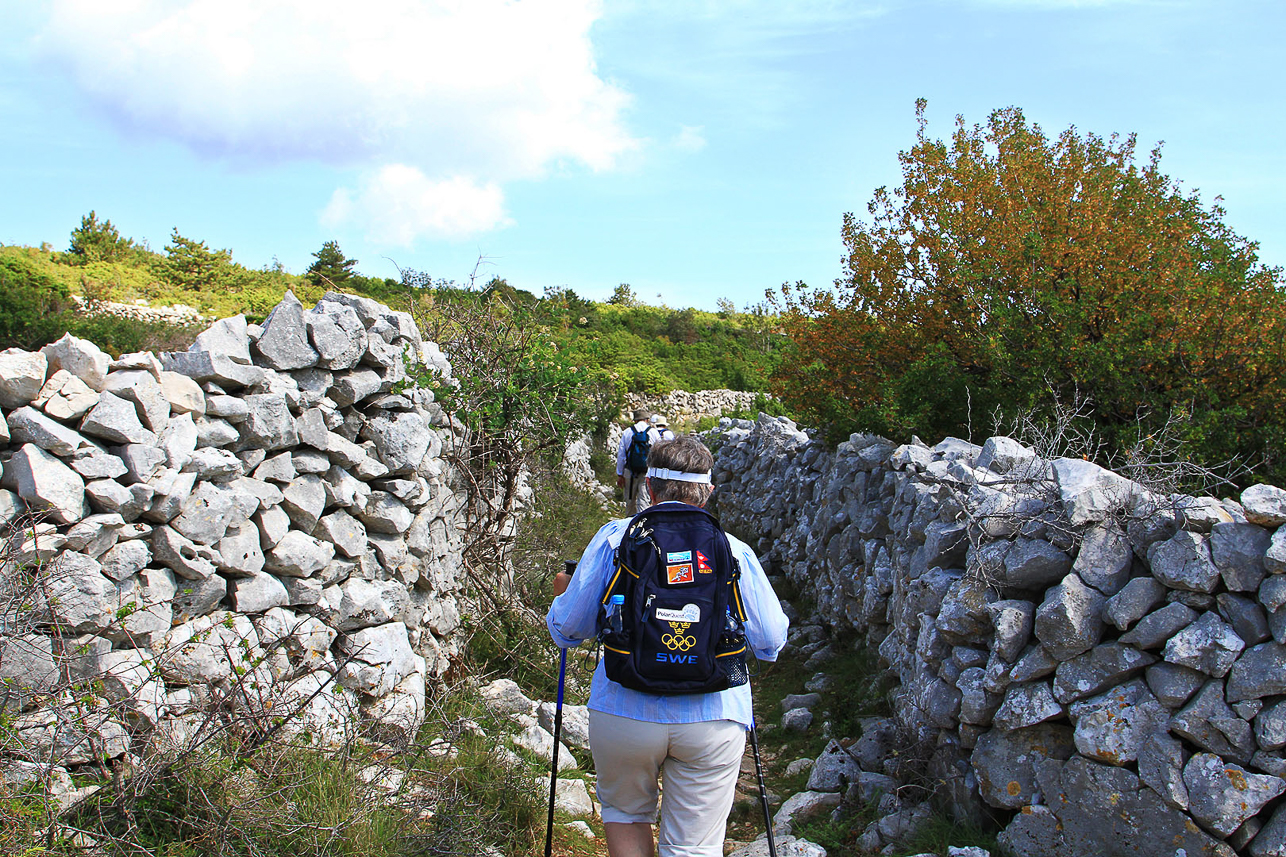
(0, 251, 73, 349)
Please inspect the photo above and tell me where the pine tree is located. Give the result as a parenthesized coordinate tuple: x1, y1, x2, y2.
(306, 240, 358, 287)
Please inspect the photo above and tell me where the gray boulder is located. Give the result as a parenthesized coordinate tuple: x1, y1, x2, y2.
(265, 530, 334, 578)
(1120, 602, 1197, 649)
(9, 443, 87, 524)
(806, 740, 863, 792)
(1034, 573, 1105, 661)
(227, 571, 290, 614)
(361, 411, 432, 475)
(253, 292, 319, 370)
(0, 348, 48, 409)
(1212, 521, 1272, 591)
(1052, 457, 1137, 525)
(1242, 484, 1286, 528)
(1228, 642, 1286, 702)
(103, 369, 170, 431)
(8, 405, 94, 457)
(972, 722, 1074, 809)
(41, 333, 109, 391)
(337, 622, 417, 697)
(152, 525, 220, 580)
(1137, 728, 1189, 810)
(1052, 642, 1156, 704)
(239, 394, 299, 450)
(307, 301, 367, 370)
(79, 390, 156, 445)
(1071, 524, 1132, 595)
(1149, 530, 1220, 593)
(1105, 576, 1167, 631)
(190, 314, 252, 365)
(993, 681, 1062, 731)
(1070, 679, 1167, 765)
(43, 551, 116, 634)
(1145, 662, 1207, 709)
(1171, 680, 1255, 762)
(1163, 611, 1245, 677)
(1184, 753, 1284, 837)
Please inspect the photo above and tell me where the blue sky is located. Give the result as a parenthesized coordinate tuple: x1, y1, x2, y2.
(1, 0, 1282, 311)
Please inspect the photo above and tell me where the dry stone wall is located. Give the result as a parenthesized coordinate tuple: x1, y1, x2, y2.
(0, 290, 472, 767)
(709, 414, 1286, 857)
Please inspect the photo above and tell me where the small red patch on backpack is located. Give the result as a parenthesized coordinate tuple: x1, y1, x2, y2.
(666, 563, 694, 585)
(696, 551, 713, 573)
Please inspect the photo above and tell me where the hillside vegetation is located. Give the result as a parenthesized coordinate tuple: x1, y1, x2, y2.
(0, 218, 786, 400)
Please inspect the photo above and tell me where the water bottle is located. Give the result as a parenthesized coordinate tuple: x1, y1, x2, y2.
(606, 594, 625, 636)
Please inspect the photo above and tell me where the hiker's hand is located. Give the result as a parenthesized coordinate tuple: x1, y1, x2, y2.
(616, 475, 625, 489)
(553, 572, 572, 596)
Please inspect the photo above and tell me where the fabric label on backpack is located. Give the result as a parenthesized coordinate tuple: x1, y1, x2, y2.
(696, 551, 713, 573)
(667, 550, 692, 564)
(655, 604, 701, 623)
(666, 563, 694, 585)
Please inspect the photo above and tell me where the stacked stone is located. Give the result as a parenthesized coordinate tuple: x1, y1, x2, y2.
(0, 290, 470, 772)
(70, 294, 209, 326)
(625, 389, 764, 425)
(709, 414, 1286, 857)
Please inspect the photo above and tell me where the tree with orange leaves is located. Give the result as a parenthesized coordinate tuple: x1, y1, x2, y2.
(775, 102, 1286, 484)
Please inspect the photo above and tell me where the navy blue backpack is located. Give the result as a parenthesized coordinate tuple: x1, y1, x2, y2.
(598, 505, 749, 695)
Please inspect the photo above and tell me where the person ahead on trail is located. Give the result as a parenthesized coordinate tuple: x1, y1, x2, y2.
(616, 408, 658, 515)
(550, 435, 789, 857)
(650, 414, 676, 442)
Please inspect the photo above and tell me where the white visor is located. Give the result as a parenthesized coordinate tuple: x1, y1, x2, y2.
(646, 467, 712, 484)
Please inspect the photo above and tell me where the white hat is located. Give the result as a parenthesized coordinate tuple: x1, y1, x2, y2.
(650, 414, 669, 427)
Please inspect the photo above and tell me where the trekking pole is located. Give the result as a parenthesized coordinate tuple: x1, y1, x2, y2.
(747, 714, 778, 857)
(545, 560, 576, 857)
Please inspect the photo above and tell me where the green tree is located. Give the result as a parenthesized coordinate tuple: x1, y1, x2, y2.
(305, 240, 358, 287)
(68, 211, 134, 264)
(608, 283, 639, 307)
(775, 102, 1286, 483)
(158, 229, 236, 291)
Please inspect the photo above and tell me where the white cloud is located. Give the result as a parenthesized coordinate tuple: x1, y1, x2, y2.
(674, 125, 707, 152)
(34, 0, 637, 239)
(321, 165, 512, 244)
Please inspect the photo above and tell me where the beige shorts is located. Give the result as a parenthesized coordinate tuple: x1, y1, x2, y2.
(589, 710, 746, 856)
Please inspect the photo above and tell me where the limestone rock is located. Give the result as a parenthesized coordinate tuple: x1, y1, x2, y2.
(79, 390, 156, 445)
(1052, 642, 1155, 704)
(7, 406, 92, 456)
(337, 622, 417, 697)
(1212, 521, 1272, 592)
(1242, 484, 1286, 528)
(1149, 530, 1220, 593)
(1106, 576, 1167, 631)
(41, 333, 109, 391)
(1184, 753, 1284, 837)
(993, 681, 1062, 731)
(1034, 573, 1105, 661)
(0, 348, 48, 409)
(263, 530, 334, 580)
(1162, 611, 1245, 677)
(9, 443, 88, 524)
(972, 722, 1074, 809)
(254, 292, 319, 370)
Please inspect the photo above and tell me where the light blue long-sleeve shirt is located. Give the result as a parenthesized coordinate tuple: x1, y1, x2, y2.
(546, 502, 789, 728)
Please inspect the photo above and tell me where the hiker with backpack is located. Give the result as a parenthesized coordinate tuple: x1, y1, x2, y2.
(616, 408, 661, 515)
(549, 435, 789, 857)
(650, 413, 676, 442)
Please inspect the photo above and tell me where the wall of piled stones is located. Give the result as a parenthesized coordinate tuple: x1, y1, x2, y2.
(0, 291, 472, 766)
(708, 415, 1286, 857)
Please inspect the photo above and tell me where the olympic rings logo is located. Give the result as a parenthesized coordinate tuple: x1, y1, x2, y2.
(662, 633, 696, 651)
